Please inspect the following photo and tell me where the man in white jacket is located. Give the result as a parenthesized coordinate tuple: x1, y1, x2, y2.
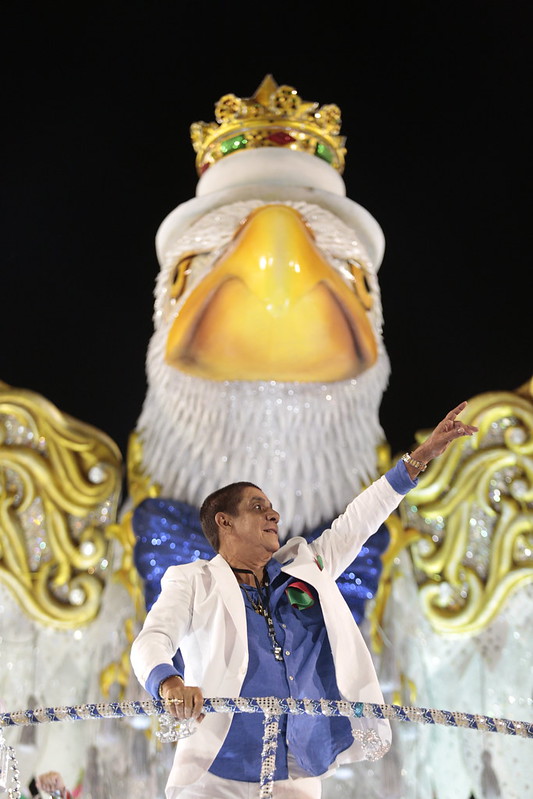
(131, 402, 477, 798)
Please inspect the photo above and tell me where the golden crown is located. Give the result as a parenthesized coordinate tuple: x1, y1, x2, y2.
(190, 74, 347, 176)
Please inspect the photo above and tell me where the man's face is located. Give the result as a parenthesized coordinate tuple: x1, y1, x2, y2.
(227, 486, 281, 559)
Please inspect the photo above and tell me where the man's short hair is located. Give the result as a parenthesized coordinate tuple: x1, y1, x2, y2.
(200, 481, 261, 552)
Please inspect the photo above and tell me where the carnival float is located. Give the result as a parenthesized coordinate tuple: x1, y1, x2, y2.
(1, 76, 532, 799)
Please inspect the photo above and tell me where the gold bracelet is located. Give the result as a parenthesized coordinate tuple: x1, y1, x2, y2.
(401, 452, 427, 472)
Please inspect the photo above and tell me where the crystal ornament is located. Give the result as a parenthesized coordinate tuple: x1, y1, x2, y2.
(155, 712, 199, 743)
(88, 464, 106, 484)
(0, 729, 21, 799)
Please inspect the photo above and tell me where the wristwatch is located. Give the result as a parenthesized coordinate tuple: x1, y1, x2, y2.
(401, 452, 427, 472)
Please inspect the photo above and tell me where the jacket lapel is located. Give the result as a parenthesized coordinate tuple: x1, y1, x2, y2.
(208, 554, 247, 642)
(279, 547, 328, 588)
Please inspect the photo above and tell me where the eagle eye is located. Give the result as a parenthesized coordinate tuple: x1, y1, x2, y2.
(346, 259, 374, 310)
(169, 255, 194, 303)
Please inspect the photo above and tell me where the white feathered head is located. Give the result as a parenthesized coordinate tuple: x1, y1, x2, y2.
(136, 149, 390, 537)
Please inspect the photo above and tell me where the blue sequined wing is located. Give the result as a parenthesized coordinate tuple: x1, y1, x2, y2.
(132, 497, 389, 626)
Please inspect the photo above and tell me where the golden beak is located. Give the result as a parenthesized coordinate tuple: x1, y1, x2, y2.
(166, 204, 378, 382)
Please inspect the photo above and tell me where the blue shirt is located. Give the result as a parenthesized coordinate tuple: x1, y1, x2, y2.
(145, 461, 416, 781)
(209, 558, 354, 780)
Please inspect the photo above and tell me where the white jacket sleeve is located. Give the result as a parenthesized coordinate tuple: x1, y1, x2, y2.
(310, 474, 404, 580)
(130, 565, 193, 689)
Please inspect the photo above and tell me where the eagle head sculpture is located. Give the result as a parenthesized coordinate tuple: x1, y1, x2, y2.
(133, 76, 391, 545)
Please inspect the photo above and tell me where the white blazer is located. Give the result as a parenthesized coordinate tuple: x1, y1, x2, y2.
(131, 474, 402, 790)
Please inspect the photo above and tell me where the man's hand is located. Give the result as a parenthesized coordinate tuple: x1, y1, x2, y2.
(404, 401, 478, 478)
(35, 771, 69, 798)
(159, 675, 205, 722)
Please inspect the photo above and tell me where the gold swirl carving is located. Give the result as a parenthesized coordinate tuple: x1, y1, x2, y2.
(126, 431, 161, 507)
(400, 386, 533, 635)
(98, 615, 138, 698)
(369, 440, 422, 654)
(0, 382, 122, 628)
(97, 431, 161, 699)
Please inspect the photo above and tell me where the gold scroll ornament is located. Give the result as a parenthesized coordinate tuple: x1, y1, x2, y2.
(0, 381, 124, 628)
(98, 430, 162, 698)
(394, 383, 533, 636)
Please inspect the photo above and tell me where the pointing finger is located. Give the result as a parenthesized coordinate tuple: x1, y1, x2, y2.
(444, 400, 468, 421)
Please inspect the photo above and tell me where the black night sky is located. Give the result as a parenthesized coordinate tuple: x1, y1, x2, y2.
(1, 1, 531, 463)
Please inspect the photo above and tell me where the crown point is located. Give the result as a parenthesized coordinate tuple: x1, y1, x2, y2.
(253, 74, 279, 104)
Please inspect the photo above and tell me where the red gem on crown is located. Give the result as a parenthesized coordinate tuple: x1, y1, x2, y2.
(267, 131, 296, 145)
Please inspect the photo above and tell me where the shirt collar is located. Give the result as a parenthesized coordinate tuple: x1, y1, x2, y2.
(265, 558, 283, 580)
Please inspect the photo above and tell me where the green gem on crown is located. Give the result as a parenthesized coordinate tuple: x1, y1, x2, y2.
(315, 142, 333, 163)
(221, 135, 248, 155)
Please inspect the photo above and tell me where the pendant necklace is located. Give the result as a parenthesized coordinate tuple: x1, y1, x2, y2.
(231, 567, 284, 662)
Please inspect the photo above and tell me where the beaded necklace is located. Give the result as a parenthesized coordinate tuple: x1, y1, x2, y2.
(231, 567, 284, 662)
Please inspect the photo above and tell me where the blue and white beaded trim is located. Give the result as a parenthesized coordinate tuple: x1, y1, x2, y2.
(1, 696, 532, 799)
